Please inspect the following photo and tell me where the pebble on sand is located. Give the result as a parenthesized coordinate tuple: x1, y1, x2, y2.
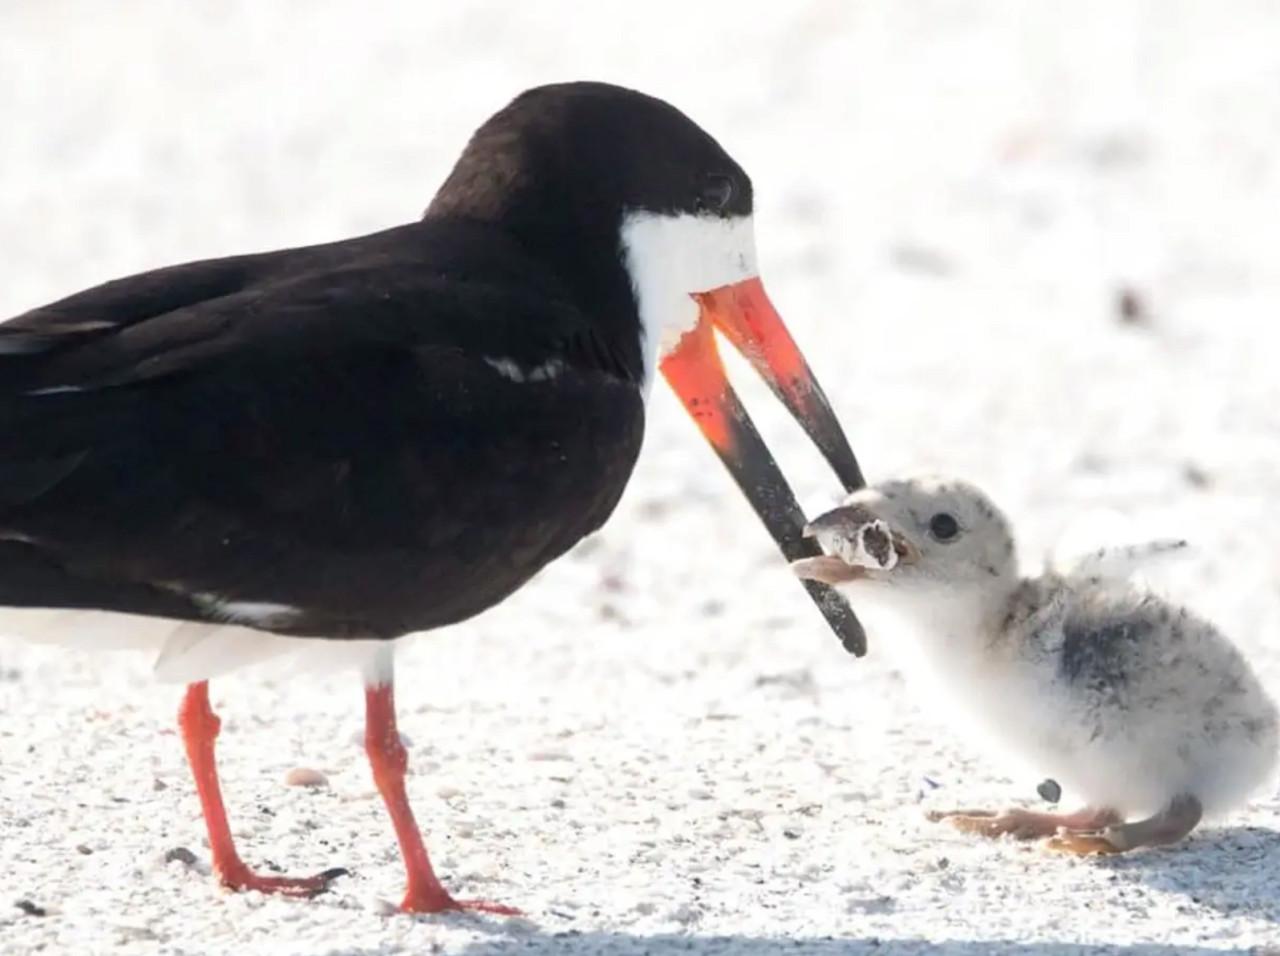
(283, 767, 329, 788)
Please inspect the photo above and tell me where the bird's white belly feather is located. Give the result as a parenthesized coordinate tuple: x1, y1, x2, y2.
(0, 606, 395, 683)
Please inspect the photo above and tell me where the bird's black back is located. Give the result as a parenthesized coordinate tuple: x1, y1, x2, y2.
(0, 219, 645, 637)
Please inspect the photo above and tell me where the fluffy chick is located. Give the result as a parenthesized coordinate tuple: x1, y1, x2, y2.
(794, 476, 1279, 854)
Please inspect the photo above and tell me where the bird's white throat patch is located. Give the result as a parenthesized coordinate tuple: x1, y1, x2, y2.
(618, 211, 759, 392)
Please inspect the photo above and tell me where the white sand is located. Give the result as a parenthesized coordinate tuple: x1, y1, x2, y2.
(3, 3, 1280, 954)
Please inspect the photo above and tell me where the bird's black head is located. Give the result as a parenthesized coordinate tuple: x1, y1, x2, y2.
(429, 81, 753, 233)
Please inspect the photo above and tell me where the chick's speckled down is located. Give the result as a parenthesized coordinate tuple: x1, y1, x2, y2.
(797, 476, 1279, 841)
(1000, 572, 1278, 820)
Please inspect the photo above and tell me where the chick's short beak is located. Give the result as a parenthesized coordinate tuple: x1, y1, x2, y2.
(790, 503, 918, 585)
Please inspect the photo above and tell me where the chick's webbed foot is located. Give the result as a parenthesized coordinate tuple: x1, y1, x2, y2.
(1046, 794, 1202, 856)
(928, 806, 1121, 841)
(1044, 831, 1125, 855)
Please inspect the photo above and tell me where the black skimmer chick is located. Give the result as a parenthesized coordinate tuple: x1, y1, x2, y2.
(794, 477, 1278, 854)
(0, 82, 864, 913)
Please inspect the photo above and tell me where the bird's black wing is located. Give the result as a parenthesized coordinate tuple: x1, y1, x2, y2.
(0, 222, 645, 637)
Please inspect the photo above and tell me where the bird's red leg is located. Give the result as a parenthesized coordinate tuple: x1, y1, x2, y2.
(363, 675, 520, 915)
(178, 681, 346, 897)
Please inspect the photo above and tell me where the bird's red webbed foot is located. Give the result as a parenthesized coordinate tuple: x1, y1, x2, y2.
(216, 863, 349, 899)
(399, 886, 523, 916)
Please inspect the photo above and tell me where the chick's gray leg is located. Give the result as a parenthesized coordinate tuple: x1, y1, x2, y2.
(927, 806, 1121, 840)
(1046, 794, 1202, 855)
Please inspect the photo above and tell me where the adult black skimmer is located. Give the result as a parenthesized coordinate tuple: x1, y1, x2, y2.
(0, 81, 863, 914)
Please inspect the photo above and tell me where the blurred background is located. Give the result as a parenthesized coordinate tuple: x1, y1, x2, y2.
(3, 2, 1276, 532)
(2, 3, 1279, 952)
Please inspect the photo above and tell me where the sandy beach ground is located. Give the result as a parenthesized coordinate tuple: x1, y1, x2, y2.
(2, 3, 1279, 954)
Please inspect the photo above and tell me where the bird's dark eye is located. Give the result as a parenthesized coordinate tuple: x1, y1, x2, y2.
(696, 174, 734, 214)
(928, 513, 960, 542)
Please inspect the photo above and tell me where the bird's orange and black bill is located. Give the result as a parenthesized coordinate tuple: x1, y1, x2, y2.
(660, 278, 867, 656)
(693, 277, 863, 492)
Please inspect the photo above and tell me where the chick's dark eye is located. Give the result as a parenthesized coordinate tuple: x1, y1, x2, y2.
(696, 174, 734, 213)
(928, 512, 960, 542)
